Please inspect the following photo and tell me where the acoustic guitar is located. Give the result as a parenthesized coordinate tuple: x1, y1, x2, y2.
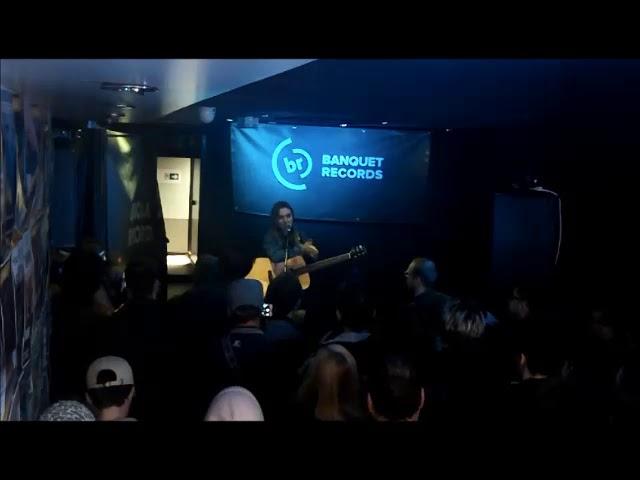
(246, 245, 367, 296)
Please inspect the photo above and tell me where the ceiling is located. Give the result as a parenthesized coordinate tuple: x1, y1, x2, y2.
(163, 59, 640, 129)
(0, 59, 314, 124)
(4, 59, 639, 131)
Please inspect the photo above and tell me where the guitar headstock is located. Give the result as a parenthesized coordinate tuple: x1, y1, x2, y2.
(349, 245, 367, 258)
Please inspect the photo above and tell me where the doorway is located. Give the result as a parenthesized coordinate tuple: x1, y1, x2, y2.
(157, 156, 200, 277)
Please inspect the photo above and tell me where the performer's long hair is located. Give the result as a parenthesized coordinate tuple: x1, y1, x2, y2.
(270, 200, 295, 229)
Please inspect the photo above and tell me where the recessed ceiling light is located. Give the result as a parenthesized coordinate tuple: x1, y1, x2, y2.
(340, 123, 348, 127)
(381, 121, 388, 125)
(108, 112, 125, 118)
(226, 118, 234, 122)
(101, 82, 158, 95)
(115, 104, 135, 110)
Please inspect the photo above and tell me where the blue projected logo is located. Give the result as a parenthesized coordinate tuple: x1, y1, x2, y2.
(272, 138, 313, 191)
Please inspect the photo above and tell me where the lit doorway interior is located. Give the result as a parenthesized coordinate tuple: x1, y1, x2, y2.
(157, 157, 200, 276)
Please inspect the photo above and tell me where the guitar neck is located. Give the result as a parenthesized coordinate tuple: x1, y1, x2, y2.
(294, 253, 352, 276)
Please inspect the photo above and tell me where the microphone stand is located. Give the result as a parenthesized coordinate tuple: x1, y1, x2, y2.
(283, 228, 290, 273)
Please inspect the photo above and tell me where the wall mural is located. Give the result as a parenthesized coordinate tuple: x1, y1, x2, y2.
(0, 86, 52, 420)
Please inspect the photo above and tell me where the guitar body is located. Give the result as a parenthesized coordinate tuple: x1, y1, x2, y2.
(245, 257, 274, 296)
(246, 256, 310, 296)
(246, 245, 367, 297)
(273, 256, 311, 290)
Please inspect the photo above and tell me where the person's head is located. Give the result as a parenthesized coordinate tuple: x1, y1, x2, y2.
(336, 280, 374, 332)
(264, 271, 302, 319)
(367, 354, 425, 421)
(204, 386, 264, 421)
(124, 256, 160, 301)
(39, 401, 96, 421)
(589, 307, 616, 342)
(219, 248, 254, 283)
(270, 200, 294, 234)
(298, 344, 363, 421)
(85, 356, 135, 421)
(508, 286, 534, 321)
(62, 248, 107, 306)
(193, 254, 222, 287)
(227, 278, 264, 326)
(443, 300, 487, 345)
(405, 258, 438, 295)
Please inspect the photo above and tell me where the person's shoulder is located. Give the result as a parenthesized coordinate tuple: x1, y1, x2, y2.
(265, 318, 303, 341)
(229, 326, 267, 338)
(414, 291, 440, 309)
(436, 291, 456, 310)
(433, 289, 452, 301)
(234, 330, 273, 357)
(412, 291, 428, 304)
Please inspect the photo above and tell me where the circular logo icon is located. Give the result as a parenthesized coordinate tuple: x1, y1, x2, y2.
(272, 138, 313, 191)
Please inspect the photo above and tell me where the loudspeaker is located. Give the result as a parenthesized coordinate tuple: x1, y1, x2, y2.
(489, 191, 561, 289)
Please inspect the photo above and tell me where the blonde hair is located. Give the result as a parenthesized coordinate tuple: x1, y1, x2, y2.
(298, 344, 363, 421)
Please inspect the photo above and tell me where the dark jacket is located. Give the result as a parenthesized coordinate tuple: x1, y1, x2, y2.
(263, 227, 311, 263)
(209, 325, 278, 418)
(97, 298, 176, 421)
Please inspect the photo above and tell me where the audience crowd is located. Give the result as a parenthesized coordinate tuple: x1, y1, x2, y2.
(44, 245, 639, 425)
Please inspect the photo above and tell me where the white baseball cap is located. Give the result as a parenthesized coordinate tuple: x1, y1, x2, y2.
(86, 356, 134, 389)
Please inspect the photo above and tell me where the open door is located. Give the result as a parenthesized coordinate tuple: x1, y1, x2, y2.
(188, 158, 200, 261)
(157, 157, 191, 253)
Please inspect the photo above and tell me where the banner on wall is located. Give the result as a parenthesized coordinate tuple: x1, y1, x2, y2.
(105, 133, 167, 266)
(231, 123, 431, 223)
